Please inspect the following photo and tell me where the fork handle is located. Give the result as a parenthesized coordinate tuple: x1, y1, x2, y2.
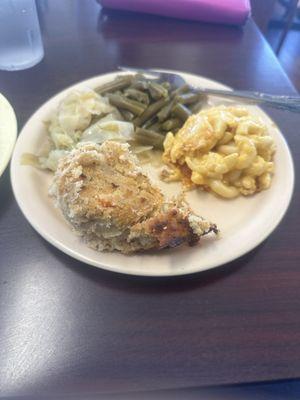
(200, 88, 300, 113)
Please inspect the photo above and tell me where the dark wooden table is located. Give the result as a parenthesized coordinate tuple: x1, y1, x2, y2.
(0, 1, 300, 398)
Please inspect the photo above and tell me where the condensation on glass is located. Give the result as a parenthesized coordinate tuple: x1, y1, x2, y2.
(0, 0, 44, 71)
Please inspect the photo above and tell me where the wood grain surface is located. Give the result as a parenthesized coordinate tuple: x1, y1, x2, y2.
(0, 1, 299, 398)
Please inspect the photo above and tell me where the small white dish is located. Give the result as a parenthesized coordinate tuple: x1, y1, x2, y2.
(10, 70, 294, 276)
(0, 93, 17, 177)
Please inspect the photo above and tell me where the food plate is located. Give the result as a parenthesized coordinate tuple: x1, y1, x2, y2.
(0, 93, 17, 177)
(10, 70, 294, 276)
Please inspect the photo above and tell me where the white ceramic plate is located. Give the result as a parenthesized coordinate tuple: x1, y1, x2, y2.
(0, 93, 17, 177)
(11, 70, 294, 276)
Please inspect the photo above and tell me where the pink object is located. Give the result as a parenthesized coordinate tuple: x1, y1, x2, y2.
(100, 0, 251, 25)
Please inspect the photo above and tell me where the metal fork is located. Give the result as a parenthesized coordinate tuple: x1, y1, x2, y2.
(119, 66, 300, 113)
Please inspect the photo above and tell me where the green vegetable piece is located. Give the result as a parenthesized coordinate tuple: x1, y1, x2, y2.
(161, 82, 171, 90)
(170, 84, 190, 98)
(131, 74, 149, 91)
(147, 121, 163, 133)
(157, 100, 175, 122)
(95, 75, 133, 94)
(172, 103, 192, 121)
(149, 81, 169, 100)
(190, 96, 207, 113)
(142, 115, 158, 129)
(162, 118, 182, 131)
(106, 93, 146, 116)
(134, 128, 165, 149)
(134, 97, 170, 126)
(124, 88, 150, 105)
(176, 92, 201, 105)
(119, 109, 135, 121)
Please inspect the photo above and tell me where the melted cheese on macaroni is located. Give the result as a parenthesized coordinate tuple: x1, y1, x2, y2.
(162, 106, 275, 198)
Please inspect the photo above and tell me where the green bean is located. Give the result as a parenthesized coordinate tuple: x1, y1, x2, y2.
(157, 100, 175, 122)
(119, 109, 135, 121)
(147, 121, 163, 132)
(95, 76, 133, 94)
(161, 82, 171, 90)
(142, 115, 158, 129)
(134, 97, 170, 126)
(135, 127, 164, 140)
(162, 118, 181, 131)
(106, 93, 146, 116)
(95, 74, 208, 143)
(134, 128, 165, 149)
(170, 84, 190, 98)
(190, 96, 207, 113)
(131, 79, 149, 91)
(172, 103, 192, 121)
(149, 82, 169, 100)
(132, 73, 146, 82)
(176, 92, 201, 105)
(124, 88, 149, 104)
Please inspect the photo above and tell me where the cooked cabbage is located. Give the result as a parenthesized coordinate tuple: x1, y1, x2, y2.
(38, 149, 68, 171)
(82, 119, 134, 140)
(48, 88, 114, 149)
(80, 130, 128, 145)
(24, 87, 159, 172)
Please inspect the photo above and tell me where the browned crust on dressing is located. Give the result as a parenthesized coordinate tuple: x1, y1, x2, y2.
(50, 141, 217, 254)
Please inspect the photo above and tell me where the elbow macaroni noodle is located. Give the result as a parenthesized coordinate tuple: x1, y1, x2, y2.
(162, 106, 276, 198)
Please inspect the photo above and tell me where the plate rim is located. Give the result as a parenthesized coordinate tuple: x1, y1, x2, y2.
(0, 92, 17, 177)
(10, 70, 295, 276)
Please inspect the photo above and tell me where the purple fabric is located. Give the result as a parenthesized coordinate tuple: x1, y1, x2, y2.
(100, 0, 251, 25)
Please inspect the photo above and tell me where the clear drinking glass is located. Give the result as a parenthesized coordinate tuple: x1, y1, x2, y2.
(0, 0, 44, 71)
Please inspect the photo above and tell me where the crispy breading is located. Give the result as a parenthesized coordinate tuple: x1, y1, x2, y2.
(50, 141, 217, 254)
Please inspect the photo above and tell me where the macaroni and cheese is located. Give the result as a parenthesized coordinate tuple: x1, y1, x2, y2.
(162, 106, 275, 198)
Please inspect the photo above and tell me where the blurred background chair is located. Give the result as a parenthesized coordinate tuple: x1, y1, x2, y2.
(252, 0, 300, 91)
